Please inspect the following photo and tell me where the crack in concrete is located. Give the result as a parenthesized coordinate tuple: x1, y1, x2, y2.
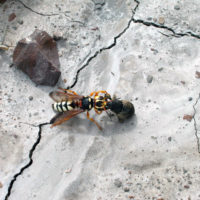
(15, 0, 86, 27)
(132, 1, 200, 155)
(4, 0, 200, 199)
(91, 0, 105, 10)
(131, 0, 200, 39)
(67, 0, 200, 90)
(132, 18, 200, 39)
(16, 0, 60, 16)
(4, 122, 50, 200)
(193, 93, 200, 154)
(67, 1, 140, 90)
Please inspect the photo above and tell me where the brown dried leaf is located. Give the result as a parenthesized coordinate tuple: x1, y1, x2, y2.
(8, 13, 16, 22)
(183, 115, 193, 122)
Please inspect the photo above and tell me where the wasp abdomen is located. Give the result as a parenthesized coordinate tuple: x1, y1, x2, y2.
(52, 101, 76, 112)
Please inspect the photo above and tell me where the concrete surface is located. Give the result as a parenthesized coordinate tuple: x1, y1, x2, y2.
(0, 0, 200, 200)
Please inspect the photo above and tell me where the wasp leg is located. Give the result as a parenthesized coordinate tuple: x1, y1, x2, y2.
(58, 88, 78, 95)
(94, 109, 102, 115)
(105, 111, 113, 120)
(89, 91, 96, 97)
(87, 111, 102, 131)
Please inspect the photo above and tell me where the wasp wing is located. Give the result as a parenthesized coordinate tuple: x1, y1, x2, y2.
(49, 90, 83, 102)
(50, 109, 85, 127)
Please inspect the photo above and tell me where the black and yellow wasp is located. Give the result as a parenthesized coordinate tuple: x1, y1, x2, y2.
(49, 88, 134, 130)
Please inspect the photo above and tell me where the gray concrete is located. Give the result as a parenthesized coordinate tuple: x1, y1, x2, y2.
(0, 0, 200, 199)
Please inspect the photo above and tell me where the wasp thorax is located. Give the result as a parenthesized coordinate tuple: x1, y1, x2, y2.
(81, 97, 93, 110)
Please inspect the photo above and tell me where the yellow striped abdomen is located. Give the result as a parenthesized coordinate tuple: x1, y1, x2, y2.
(52, 101, 75, 112)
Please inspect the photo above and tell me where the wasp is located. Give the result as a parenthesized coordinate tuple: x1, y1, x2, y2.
(49, 88, 135, 130)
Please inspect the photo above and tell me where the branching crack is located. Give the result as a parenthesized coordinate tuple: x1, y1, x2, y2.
(4, 0, 200, 199)
(193, 93, 200, 154)
(66, 0, 200, 90)
(67, 1, 140, 89)
(3, 1, 140, 199)
(132, 18, 200, 39)
(4, 122, 50, 200)
(131, 1, 200, 39)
